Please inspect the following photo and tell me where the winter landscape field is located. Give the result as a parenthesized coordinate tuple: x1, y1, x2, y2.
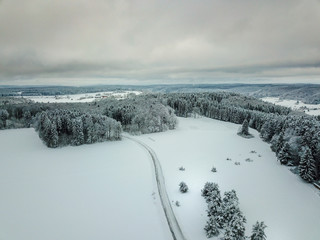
(1, 0, 320, 239)
(1, 116, 320, 240)
(262, 97, 320, 116)
(19, 90, 142, 103)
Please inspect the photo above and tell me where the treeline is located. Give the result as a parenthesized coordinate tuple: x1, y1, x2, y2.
(0, 102, 48, 129)
(35, 110, 122, 148)
(159, 92, 320, 183)
(0, 95, 178, 147)
(1, 92, 319, 173)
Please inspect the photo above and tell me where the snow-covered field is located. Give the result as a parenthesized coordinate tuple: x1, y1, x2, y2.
(0, 129, 170, 240)
(1, 117, 320, 240)
(262, 97, 320, 116)
(135, 117, 320, 240)
(19, 90, 142, 103)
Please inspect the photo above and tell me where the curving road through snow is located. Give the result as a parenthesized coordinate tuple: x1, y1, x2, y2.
(124, 136, 187, 240)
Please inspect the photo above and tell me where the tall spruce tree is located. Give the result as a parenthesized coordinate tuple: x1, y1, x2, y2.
(299, 147, 317, 182)
(47, 121, 59, 148)
(278, 142, 292, 165)
(72, 119, 85, 146)
(204, 217, 219, 238)
(251, 221, 267, 240)
(240, 119, 249, 136)
(227, 209, 247, 240)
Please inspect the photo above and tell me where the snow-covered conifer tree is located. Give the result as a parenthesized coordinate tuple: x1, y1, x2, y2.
(72, 119, 84, 146)
(227, 209, 247, 240)
(201, 182, 215, 201)
(47, 121, 59, 148)
(299, 147, 317, 182)
(0, 109, 9, 129)
(278, 142, 292, 165)
(241, 119, 249, 135)
(250, 221, 267, 240)
(204, 217, 219, 238)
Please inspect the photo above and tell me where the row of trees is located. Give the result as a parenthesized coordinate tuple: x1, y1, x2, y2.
(35, 110, 122, 148)
(202, 182, 267, 239)
(160, 92, 320, 183)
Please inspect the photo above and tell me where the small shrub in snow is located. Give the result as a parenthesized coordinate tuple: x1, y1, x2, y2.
(245, 158, 253, 162)
(226, 157, 232, 161)
(179, 166, 185, 171)
(211, 166, 217, 172)
(234, 161, 241, 165)
(258, 154, 262, 157)
(179, 182, 189, 193)
(250, 150, 257, 153)
(175, 201, 180, 207)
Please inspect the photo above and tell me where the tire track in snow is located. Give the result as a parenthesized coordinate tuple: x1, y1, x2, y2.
(124, 136, 187, 240)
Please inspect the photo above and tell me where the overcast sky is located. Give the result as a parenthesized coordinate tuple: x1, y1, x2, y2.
(1, 0, 320, 85)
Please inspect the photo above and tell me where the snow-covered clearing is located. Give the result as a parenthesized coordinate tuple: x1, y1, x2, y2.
(0, 129, 171, 240)
(19, 90, 142, 103)
(262, 97, 320, 116)
(1, 117, 320, 240)
(134, 117, 320, 240)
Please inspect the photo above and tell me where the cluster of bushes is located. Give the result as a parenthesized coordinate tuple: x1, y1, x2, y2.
(35, 110, 122, 147)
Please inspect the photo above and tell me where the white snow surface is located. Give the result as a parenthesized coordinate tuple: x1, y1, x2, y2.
(19, 90, 142, 103)
(1, 117, 320, 240)
(134, 117, 320, 240)
(262, 97, 320, 116)
(0, 129, 171, 240)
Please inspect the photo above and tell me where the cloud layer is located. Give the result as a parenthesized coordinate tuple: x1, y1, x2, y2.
(1, 0, 320, 85)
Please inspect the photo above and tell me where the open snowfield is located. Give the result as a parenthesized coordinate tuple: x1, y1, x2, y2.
(135, 117, 320, 240)
(19, 90, 142, 103)
(1, 117, 320, 240)
(262, 97, 320, 116)
(0, 129, 171, 240)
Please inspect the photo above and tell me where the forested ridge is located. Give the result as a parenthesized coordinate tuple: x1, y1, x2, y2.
(1, 92, 319, 183)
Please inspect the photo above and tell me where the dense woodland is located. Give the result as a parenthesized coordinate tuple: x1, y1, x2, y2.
(35, 110, 122, 147)
(1, 91, 320, 183)
(0, 95, 177, 147)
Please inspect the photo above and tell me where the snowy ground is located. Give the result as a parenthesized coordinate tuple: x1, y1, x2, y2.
(0, 129, 171, 240)
(1, 117, 320, 240)
(18, 90, 142, 103)
(262, 97, 320, 116)
(134, 117, 320, 240)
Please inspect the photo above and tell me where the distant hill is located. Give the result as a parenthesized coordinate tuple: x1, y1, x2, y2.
(1, 83, 319, 104)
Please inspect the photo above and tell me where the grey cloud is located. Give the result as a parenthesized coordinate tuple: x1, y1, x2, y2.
(0, 0, 320, 85)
